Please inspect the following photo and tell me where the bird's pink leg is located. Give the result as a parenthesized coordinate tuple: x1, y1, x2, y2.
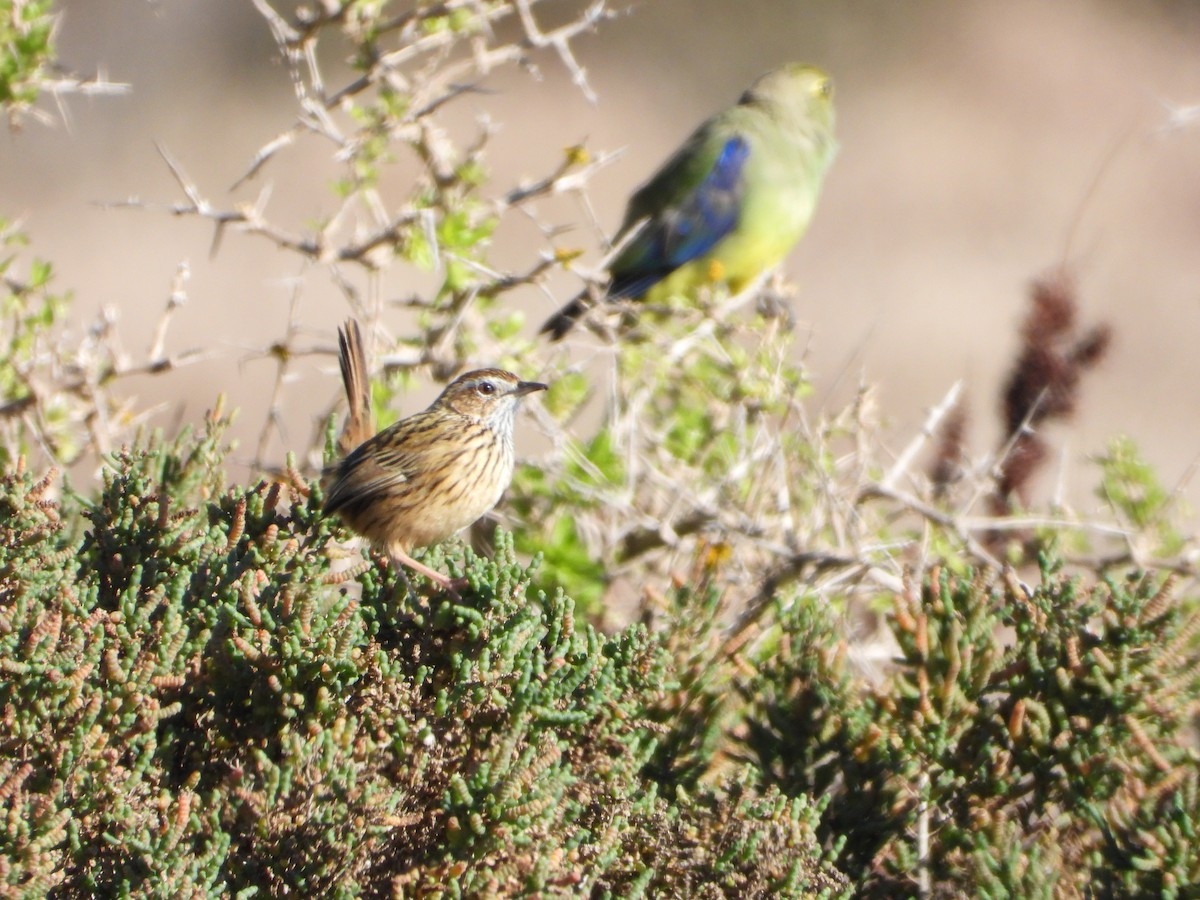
(390, 549, 468, 598)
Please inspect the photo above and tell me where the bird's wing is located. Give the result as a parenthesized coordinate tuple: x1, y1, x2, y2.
(322, 425, 424, 516)
(608, 132, 750, 300)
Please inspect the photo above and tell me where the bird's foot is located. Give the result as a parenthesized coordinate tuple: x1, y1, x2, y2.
(390, 550, 466, 600)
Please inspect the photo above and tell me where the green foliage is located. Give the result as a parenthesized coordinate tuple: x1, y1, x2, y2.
(644, 575, 745, 789)
(0, 219, 76, 467)
(0, 0, 56, 118)
(739, 563, 1200, 898)
(1095, 435, 1188, 557)
(521, 302, 838, 618)
(509, 426, 623, 608)
(0, 419, 845, 897)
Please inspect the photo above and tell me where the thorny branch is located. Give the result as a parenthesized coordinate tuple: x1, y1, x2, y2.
(113, 1, 618, 358)
(88, 0, 623, 475)
(240, 0, 611, 187)
(1, 270, 207, 465)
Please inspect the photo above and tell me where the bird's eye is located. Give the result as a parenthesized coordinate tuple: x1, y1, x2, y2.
(815, 78, 832, 99)
(477, 381, 496, 396)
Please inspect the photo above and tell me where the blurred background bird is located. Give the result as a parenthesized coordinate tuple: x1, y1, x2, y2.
(541, 62, 838, 340)
(323, 319, 547, 593)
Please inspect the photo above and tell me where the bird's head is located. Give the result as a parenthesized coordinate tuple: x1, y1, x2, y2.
(741, 63, 834, 130)
(434, 368, 548, 429)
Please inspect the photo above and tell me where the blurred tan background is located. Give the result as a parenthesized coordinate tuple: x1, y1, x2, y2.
(5, 0, 1200, 516)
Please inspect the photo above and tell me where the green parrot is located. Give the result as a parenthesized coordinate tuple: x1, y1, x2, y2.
(541, 62, 837, 340)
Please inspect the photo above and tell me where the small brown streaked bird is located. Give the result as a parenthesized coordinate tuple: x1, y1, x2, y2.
(322, 319, 547, 593)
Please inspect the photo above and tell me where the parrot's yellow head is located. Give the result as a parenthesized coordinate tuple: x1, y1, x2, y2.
(740, 63, 835, 130)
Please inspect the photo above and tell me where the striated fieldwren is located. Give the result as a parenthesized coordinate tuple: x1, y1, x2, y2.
(322, 319, 547, 591)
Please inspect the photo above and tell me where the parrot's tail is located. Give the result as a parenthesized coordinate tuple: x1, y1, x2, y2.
(539, 293, 590, 342)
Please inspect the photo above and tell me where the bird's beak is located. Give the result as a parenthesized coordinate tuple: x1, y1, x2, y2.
(513, 380, 548, 397)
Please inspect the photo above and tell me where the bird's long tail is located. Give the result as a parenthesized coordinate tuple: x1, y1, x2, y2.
(337, 318, 374, 454)
(539, 293, 590, 342)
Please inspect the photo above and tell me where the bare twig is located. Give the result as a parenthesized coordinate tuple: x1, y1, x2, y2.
(882, 380, 964, 491)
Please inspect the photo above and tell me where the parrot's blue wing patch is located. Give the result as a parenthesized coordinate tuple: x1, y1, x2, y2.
(609, 135, 749, 299)
(666, 134, 748, 262)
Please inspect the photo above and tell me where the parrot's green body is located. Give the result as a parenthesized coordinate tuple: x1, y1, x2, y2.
(542, 63, 837, 339)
